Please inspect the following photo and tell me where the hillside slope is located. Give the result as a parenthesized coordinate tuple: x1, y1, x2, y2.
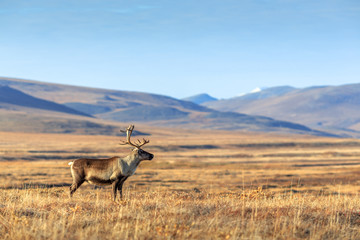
(204, 84, 360, 136)
(0, 77, 332, 136)
(0, 86, 91, 117)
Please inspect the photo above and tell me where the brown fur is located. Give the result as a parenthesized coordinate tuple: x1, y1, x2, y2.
(69, 149, 153, 200)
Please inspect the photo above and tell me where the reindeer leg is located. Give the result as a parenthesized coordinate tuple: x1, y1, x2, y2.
(118, 176, 129, 200)
(112, 179, 121, 201)
(69, 179, 84, 197)
(69, 165, 85, 198)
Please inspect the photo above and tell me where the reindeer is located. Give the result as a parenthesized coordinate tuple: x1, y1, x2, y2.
(68, 125, 154, 201)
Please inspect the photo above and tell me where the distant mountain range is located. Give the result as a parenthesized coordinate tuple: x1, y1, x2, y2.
(0, 77, 330, 136)
(0, 86, 91, 117)
(182, 93, 217, 105)
(199, 84, 360, 137)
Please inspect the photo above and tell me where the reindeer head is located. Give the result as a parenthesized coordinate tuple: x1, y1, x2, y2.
(120, 125, 154, 161)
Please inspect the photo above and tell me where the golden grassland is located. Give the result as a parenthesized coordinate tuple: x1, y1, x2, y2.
(1, 128, 360, 239)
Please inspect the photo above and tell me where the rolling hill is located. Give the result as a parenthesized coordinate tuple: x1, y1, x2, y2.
(0, 85, 91, 117)
(204, 84, 360, 137)
(0, 77, 334, 136)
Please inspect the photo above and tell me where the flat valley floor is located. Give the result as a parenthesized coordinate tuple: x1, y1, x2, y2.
(1, 128, 360, 239)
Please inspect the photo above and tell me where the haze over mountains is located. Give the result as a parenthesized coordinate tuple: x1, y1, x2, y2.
(182, 93, 218, 105)
(0, 77, 329, 136)
(201, 84, 360, 137)
(0, 86, 91, 117)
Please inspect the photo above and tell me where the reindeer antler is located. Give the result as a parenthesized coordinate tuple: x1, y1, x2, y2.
(119, 125, 149, 148)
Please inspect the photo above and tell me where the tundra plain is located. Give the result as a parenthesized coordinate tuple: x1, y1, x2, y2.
(1, 128, 360, 239)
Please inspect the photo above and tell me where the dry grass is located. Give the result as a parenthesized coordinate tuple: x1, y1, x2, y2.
(1, 129, 360, 239)
(2, 187, 360, 240)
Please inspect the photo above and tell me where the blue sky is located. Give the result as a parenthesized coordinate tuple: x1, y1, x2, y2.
(0, 0, 359, 99)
